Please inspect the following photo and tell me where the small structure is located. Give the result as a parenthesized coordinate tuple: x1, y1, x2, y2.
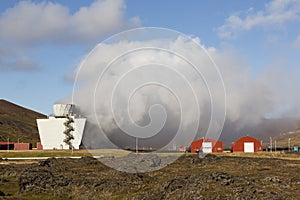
(231, 136, 262, 153)
(37, 142, 43, 150)
(14, 143, 32, 150)
(190, 138, 223, 153)
(179, 146, 186, 152)
(0, 142, 14, 150)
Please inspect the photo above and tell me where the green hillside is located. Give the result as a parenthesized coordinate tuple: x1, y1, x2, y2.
(0, 99, 46, 147)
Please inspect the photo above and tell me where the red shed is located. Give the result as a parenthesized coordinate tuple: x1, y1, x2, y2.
(231, 136, 262, 152)
(0, 142, 14, 150)
(190, 138, 223, 153)
(14, 143, 32, 150)
(37, 142, 43, 150)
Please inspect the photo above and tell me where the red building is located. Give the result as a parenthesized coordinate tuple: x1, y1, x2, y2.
(231, 136, 262, 152)
(0, 142, 14, 150)
(190, 138, 223, 153)
(37, 142, 43, 150)
(14, 143, 32, 150)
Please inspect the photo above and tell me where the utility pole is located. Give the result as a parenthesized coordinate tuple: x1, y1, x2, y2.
(288, 138, 291, 152)
(7, 138, 9, 153)
(136, 137, 138, 154)
(275, 140, 277, 152)
(270, 137, 272, 152)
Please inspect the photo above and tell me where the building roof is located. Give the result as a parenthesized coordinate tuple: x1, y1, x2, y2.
(0, 142, 15, 145)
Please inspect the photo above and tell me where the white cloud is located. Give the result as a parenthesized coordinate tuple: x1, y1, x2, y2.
(218, 0, 300, 39)
(0, 0, 140, 71)
(0, 0, 140, 45)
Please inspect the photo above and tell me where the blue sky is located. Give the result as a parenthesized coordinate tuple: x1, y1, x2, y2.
(0, 0, 299, 115)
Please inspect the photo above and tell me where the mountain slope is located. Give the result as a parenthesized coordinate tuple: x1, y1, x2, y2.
(0, 99, 46, 146)
(274, 129, 300, 147)
(220, 118, 300, 147)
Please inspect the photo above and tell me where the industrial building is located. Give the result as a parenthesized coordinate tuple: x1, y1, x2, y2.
(190, 138, 223, 153)
(231, 136, 262, 153)
(36, 104, 86, 150)
(0, 142, 32, 150)
(0, 142, 14, 150)
(14, 143, 32, 150)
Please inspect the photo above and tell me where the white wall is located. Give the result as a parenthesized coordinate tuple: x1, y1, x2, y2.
(37, 117, 86, 150)
(202, 142, 212, 153)
(244, 142, 254, 153)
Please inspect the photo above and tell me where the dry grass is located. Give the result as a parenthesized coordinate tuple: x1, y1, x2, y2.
(217, 151, 300, 160)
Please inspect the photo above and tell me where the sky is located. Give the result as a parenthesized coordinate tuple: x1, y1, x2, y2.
(0, 0, 300, 115)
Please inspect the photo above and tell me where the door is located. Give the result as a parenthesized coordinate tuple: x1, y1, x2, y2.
(202, 142, 212, 153)
(244, 142, 254, 152)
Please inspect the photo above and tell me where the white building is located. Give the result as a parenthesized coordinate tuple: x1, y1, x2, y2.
(36, 104, 86, 150)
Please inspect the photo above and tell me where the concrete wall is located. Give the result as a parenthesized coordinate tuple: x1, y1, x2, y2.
(37, 116, 86, 150)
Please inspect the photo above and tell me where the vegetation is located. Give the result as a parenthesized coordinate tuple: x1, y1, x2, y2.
(0, 150, 91, 158)
(0, 153, 299, 199)
(0, 149, 131, 158)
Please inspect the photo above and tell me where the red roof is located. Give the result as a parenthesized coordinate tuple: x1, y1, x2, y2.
(0, 142, 15, 145)
(190, 138, 223, 153)
(231, 136, 262, 152)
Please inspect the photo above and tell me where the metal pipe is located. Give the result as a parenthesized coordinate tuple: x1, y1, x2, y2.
(270, 137, 272, 152)
(7, 138, 9, 153)
(136, 137, 138, 154)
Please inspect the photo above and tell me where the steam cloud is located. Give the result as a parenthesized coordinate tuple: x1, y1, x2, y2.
(61, 33, 300, 149)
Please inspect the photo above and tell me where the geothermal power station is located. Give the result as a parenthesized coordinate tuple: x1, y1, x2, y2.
(0, 101, 292, 152)
(36, 104, 86, 150)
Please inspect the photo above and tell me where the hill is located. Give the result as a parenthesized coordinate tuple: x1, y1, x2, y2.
(0, 99, 46, 147)
(274, 129, 300, 147)
(220, 118, 300, 148)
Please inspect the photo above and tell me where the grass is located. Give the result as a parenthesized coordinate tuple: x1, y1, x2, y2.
(217, 151, 300, 160)
(0, 149, 133, 158)
(0, 150, 92, 158)
(0, 149, 185, 159)
(1, 149, 299, 159)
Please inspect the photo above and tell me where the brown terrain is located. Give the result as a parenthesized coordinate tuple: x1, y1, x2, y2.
(0, 99, 46, 147)
(0, 153, 299, 199)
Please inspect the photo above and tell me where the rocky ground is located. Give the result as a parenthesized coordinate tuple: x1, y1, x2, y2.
(0, 153, 300, 199)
